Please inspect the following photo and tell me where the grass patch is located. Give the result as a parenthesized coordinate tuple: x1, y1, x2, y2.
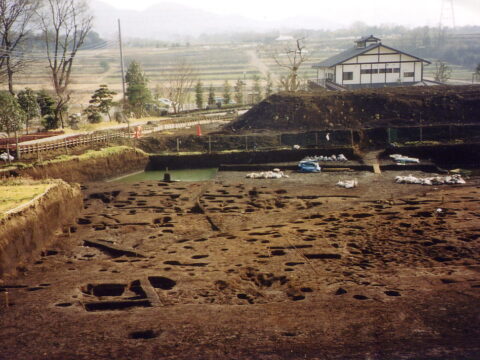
(0, 180, 51, 216)
(38, 146, 147, 166)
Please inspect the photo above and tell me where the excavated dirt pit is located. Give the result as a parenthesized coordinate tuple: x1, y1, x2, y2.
(1, 170, 479, 359)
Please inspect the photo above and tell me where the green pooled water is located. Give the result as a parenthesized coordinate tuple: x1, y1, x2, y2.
(115, 168, 218, 182)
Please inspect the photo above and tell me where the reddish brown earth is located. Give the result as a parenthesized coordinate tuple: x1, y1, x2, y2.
(15, 148, 149, 183)
(227, 85, 480, 132)
(1, 170, 479, 359)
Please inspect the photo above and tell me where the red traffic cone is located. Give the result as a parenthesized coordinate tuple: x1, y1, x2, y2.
(196, 124, 202, 136)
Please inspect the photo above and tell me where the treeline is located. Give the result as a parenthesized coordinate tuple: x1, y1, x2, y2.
(193, 24, 480, 70)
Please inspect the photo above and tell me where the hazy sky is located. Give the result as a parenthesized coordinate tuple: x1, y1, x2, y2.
(99, 0, 480, 27)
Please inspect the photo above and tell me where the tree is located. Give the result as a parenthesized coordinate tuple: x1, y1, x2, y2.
(36, 89, 57, 129)
(476, 63, 480, 76)
(125, 61, 152, 118)
(223, 80, 231, 105)
(265, 72, 274, 98)
(434, 61, 452, 83)
(38, 0, 93, 128)
(0, 91, 25, 159)
(164, 59, 196, 113)
(89, 84, 116, 121)
(252, 75, 262, 103)
(234, 79, 244, 105)
(273, 38, 308, 92)
(207, 85, 215, 107)
(0, 0, 40, 94)
(195, 81, 203, 109)
(83, 104, 101, 123)
(17, 88, 39, 134)
(36, 90, 55, 117)
(0, 91, 25, 136)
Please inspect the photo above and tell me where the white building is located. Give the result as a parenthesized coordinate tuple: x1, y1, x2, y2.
(312, 35, 431, 90)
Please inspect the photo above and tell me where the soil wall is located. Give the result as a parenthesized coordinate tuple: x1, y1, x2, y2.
(147, 148, 357, 170)
(15, 149, 149, 183)
(0, 181, 82, 279)
(383, 143, 480, 169)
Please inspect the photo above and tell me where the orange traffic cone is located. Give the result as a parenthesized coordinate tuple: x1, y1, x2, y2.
(196, 124, 202, 136)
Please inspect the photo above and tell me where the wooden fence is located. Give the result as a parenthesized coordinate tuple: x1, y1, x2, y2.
(3, 115, 233, 158)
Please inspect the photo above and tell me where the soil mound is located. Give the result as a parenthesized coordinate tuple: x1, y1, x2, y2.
(226, 85, 480, 132)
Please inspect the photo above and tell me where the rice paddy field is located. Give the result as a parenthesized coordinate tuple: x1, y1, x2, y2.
(6, 39, 477, 112)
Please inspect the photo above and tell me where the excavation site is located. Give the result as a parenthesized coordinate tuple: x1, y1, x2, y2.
(1, 86, 480, 359)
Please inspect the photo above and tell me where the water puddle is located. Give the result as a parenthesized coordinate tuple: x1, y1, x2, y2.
(112, 168, 218, 182)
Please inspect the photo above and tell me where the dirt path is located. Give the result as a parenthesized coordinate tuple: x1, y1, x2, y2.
(246, 50, 276, 80)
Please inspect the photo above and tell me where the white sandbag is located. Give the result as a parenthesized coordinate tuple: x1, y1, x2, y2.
(336, 179, 358, 188)
(395, 174, 465, 185)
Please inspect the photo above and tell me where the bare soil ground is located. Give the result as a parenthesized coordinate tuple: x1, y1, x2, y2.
(1, 170, 479, 359)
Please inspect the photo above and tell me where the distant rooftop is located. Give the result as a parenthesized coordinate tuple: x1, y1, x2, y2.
(275, 35, 294, 41)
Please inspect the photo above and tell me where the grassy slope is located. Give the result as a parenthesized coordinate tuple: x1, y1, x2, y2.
(0, 182, 50, 215)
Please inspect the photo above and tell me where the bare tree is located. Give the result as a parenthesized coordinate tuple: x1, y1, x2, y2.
(273, 38, 308, 92)
(164, 59, 196, 113)
(434, 61, 452, 83)
(38, 0, 93, 128)
(0, 0, 40, 94)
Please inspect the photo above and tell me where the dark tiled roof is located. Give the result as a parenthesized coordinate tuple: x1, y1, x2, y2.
(312, 43, 379, 68)
(357, 35, 381, 43)
(312, 43, 431, 68)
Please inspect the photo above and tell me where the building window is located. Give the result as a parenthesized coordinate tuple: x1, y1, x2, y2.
(342, 72, 353, 81)
(379, 68, 395, 74)
(362, 67, 400, 75)
(404, 72, 415, 78)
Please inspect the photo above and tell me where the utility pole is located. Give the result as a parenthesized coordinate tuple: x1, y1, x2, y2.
(118, 19, 126, 104)
(118, 19, 130, 137)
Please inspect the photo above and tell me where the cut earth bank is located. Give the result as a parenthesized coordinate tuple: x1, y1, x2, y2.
(0, 147, 149, 279)
(0, 147, 479, 358)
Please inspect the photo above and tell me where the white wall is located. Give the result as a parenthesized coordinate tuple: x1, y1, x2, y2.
(327, 45, 425, 86)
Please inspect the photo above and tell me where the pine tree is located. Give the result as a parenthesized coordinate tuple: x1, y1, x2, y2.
(223, 80, 231, 105)
(207, 85, 215, 106)
(125, 61, 152, 118)
(17, 88, 40, 134)
(89, 84, 117, 121)
(195, 81, 204, 109)
(252, 75, 262, 103)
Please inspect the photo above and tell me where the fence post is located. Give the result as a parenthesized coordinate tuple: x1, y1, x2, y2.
(245, 135, 248, 151)
(315, 132, 318, 146)
(419, 126, 423, 142)
(387, 128, 391, 144)
(350, 129, 354, 148)
(176, 138, 180, 153)
(208, 136, 212, 154)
